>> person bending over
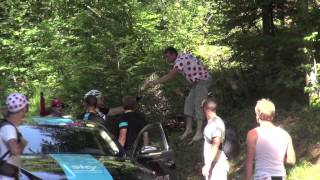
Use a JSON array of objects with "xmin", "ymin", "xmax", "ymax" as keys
[
  {"xmin": 143, "ymin": 47, "xmax": 211, "ymax": 143},
  {"xmin": 245, "ymin": 98, "xmax": 296, "ymax": 180}
]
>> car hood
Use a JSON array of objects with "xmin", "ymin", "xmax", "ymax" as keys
[{"xmin": 21, "ymin": 154, "xmax": 154, "ymax": 180}]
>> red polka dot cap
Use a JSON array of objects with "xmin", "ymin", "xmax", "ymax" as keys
[{"xmin": 6, "ymin": 92, "xmax": 29, "ymax": 112}]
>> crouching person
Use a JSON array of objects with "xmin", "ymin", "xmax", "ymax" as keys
[
  {"xmin": 0, "ymin": 93, "xmax": 29, "ymax": 180},
  {"xmin": 202, "ymin": 98, "xmax": 229, "ymax": 180},
  {"xmin": 245, "ymin": 98, "xmax": 296, "ymax": 180}
]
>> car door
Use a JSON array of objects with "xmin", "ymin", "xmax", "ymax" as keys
[{"xmin": 132, "ymin": 122, "xmax": 176, "ymax": 180}]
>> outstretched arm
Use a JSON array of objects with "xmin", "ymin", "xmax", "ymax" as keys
[
  {"xmin": 107, "ymin": 106, "xmax": 125, "ymax": 116},
  {"xmin": 40, "ymin": 92, "xmax": 48, "ymax": 116},
  {"xmin": 152, "ymin": 68, "xmax": 179, "ymax": 85},
  {"xmin": 143, "ymin": 68, "xmax": 179, "ymax": 89}
]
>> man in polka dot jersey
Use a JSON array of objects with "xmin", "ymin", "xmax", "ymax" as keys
[{"xmin": 143, "ymin": 47, "xmax": 211, "ymax": 143}]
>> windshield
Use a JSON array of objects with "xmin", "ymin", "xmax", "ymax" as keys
[{"xmin": 19, "ymin": 125, "xmax": 120, "ymax": 156}]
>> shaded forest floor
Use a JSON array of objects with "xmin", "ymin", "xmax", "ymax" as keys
[{"xmin": 167, "ymin": 107, "xmax": 320, "ymax": 180}]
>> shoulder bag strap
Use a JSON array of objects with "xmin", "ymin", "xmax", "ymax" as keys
[
  {"xmin": 0, "ymin": 120, "xmax": 21, "ymax": 159},
  {"xmin": 0, "ymin": 151, "xmax": 10, "ymax": 160}
]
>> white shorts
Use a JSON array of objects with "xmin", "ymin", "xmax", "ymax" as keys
[{"xmin": 206, "ymin": 159, "xmax": 229, "ymax": 180}]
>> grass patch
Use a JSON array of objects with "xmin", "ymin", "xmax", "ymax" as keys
[{"xmin": 287, "ymin": 161, "xmax": 320, "ymax": 180}]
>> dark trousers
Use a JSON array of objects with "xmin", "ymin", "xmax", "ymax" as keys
[{"xmin": 271, "ymin": 177, "xmax": 283, "ymax": 180}]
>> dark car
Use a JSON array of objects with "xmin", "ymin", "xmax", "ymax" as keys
[{"xmin": 17, "ymin": 117, "xmax": 176, "ymax": 180}]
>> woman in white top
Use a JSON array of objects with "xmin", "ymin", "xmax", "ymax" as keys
[
  {"xmin": 245, "ymin": 98, "xmax": 296, "ymax": 180},
  {"xmin": 0, "ymin": 93, "xmax": 29, "ymax": 180}
]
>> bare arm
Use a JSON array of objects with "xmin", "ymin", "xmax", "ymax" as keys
[
  {"xmin": 209, "ymin": 137, "xmax": 221, "ymax": 165},
  {"xmin": 202, "ymin": 137, "xmax": 221, "ymax": 176},
  {"xmin": 118, "ymin": 128, "xmax": 127, "ymax": 147},
  {"xmin": 7, "ymin": 139, "xmax": 24, "ymax": 156},
  {"xmin": 285, "ymin": 135, "xmax": 296, "ymax": 165},
  {"xmin": 108, "ymin": 106, "xmax": 124, "ymax": 116},
  {"xmin": 245, "ymin": 129, "xmax": 257, "ymax": 180},
  {"xmin": 152, "ymin": 68, "xmax": 179, "ymax": 85}
]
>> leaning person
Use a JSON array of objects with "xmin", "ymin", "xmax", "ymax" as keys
[{"xmin": 143, "ymin": 47, "xmax": 211, "ymax": 143}]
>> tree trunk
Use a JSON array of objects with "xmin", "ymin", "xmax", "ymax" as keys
[{"xmin": 261, "ymin": 1, "xmax": 275, "ymax": 36}]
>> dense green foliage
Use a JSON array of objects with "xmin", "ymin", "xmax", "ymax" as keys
[
  {"xmin": 1, "ymin": 0, "xmax": 319, "ymax": 114},
  {"xmin": 1, "ymin": 0, "xmax": 320, "ymax": 178}
]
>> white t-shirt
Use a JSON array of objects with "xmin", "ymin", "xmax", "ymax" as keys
[
  {"xmin": 203, "ymin": 116, "xmax": 228, "ymax": 169},
  {"xmin": 0, "ymin": 124, "xmax": 19, "ymax": 180}
]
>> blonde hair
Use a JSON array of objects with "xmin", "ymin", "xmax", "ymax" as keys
[{"xmin": 255, "ymin": 98, "xmax": 275, "ymax": 121}]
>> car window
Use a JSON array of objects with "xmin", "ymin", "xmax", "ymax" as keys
[
  {"xmin": 20, "ymin": 125, "xmax": 120, "ymax": 156},
  {"xmin": 135, "ymin": 124, "xmax": 167, "ymax": 154}
]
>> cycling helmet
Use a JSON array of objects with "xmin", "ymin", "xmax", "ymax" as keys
[{"xmin": 84, "ymin": 89, "xmax": 102, "ymax": 99}]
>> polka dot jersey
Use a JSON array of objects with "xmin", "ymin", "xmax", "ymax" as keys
[{"xmin": 173, "ymin": 53, "xmax": 209, "ymax": 83}]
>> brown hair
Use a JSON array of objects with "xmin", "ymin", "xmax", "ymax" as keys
[{"xmin": 122, "ymin": 96, "xmax": 137, "ymax": 110}]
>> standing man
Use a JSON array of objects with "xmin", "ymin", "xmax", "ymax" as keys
[
  {"xmin": 78, "ymin": 95, "xmax": 104, "ymax": 124},
  {"xmin": 118, "ymin": 96, "xmax": 147, "ymax": 155},
  {"xmin": 0, "ymin": 93, "xmax": 28, "ymax": 180},
  {"xmin": 245, "ymin": 98, "xmax": 296, "ymax": 180},
  {"xmin": 84, "ymin": 89, "xmax": 124, "ymax": 120},
  {"xmin": 202, "ymin": 98, "xmax": 229, "ymax": 180},
  {"xmin": 143, "ymin": 47, "xmax": 211, "ymax": 143}
]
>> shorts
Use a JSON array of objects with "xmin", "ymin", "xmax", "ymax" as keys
[
  {"xmin": 254, "ymin": 176, "xmax": 285, "ymax": 180},
  {"xmin": 184, "ymin": 78, "xmax": 211, "ymax": 121},
  {"xmin": 206, "ymin": 158, "xmax": 229, "ymax": 180}
]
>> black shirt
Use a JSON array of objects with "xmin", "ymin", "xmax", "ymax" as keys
[
  {"xmin": 118, "ymin": 112, "xmax": 147, "ymax": 151},
  {"xmin": 99, "ymin": 107, "xmax": 109, "ymax": 115}
]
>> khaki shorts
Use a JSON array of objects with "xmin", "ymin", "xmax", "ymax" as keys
[{"xmin": 184, "ymin": 78, "xmax": 211, "ymax": 120}]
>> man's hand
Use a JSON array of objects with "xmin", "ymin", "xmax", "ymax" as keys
[{"xmin": 202, "ymin": 164, "xmax": 210, "ymax": 176}]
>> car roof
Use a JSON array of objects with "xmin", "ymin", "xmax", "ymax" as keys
[{"xmin": 23, "ymin": 116, "xmax": 103, "ymax": 129}]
